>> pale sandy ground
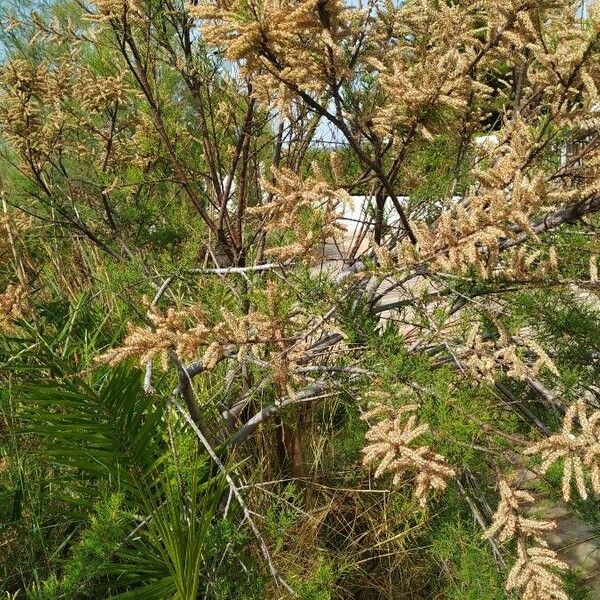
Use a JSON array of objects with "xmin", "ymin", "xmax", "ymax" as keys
[{"xmin": 544, "ymin": 503, "xmax": 600, "ymax": 595}]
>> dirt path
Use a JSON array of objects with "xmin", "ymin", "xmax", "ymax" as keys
[{"xmin": 540, "ymin": 501, "xmax": 600, "ymax": 595}]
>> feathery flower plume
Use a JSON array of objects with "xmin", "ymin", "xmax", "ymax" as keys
[
  {"xmin": 525, "ymin": 398, "xmax": 600, "ymax": 501},
  {"xmin": 87, "ymin": 0, "xmax": 144, "ymax": 21},
  {"xmin": 0, "ymin": 284, "xmax": 25, "ymax": 333},
  {"xmin": 96, "ymin": 285, "xmax": 310, "ymax": 386},
  {"xmin": 506, "ymin": 540, "xmax": 569, "ymax": 600},
  {"xmin": 483, "ymin": 480, "xmax": 556, "ymax": 544},
  {"xmin": 96, "ymin": 303, "xmax": 211, "ymax": 370},
  {"xmin": 189, "ymin": 0, "xmax": 352, "ymax": 109},
  {"xmin": 361, "ymin": 403, "xmax": 454, "ymax": 506},
  {"xmin": 485, "ymin": 478, "xmax": 568, "ymax": 600},
  {"xmin": 460, "ymin": 324, "xmax": 559, "ymax": 383},
  {"xmin": 249, "ymin": 167, "xmax": 348, "ymax": 261}
]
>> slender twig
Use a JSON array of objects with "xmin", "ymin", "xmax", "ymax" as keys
[
  {"xmin": 229, "ymin": 382, "xmax": 327, "ymax": 447},
  {"xmin": 188, "ymin": 262, "xmax": 293, "ymax": 275},
  {"xmin": 456, "ymin": 477, "xmax": 507, "ymax": 569},
  {"xmin": 169, "ymin": 359, "xmax": 296, "ymax": 595},
  {"xmin": 143, "ymin": 276, "xmax": 174, "ymax": 394}
]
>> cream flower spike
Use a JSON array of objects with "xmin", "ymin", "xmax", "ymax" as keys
[{"xmin": 361, "ymin": 403, "xmax": 454, "ymax": 506}]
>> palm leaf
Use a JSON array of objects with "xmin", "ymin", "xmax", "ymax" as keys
[{"xmin": 19, "ymin": 365, "xmax": 226, "ymax": 599}]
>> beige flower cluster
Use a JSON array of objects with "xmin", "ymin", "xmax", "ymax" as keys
[
  {"xmin": 249, "ymin": 167, "xmax": 348, "ymax": 261},
  {"xmin": 0, "ymin": 58, "xmax": 65, "ymax": 162},
  {"xmin": 484, "ymin": 481, "xmax": 556, "ymax": 545},
  {"xmin": 485, "ymin": 480, "xmax": 567, "ymax": 600},
  {"xmin": 507, "ymin": 540, "xmax": 569, "ymax": 600},
  {"xmin": 460, "ymin": 324, "xmax": 560, "ymax": 383},
  {"xmin": 525, "ymin": 399, "xmax": 600, "ymax": 502},
  {"xmin": 97, "ymin": 300, "xmax": 288, "ymax": 370},
  {"xmin": 361, "ymin": 403, "xmax": 455, "ymax": 507},
  {"xmin": 0, "ymin": 55, "xmax": 137, "ymax": 175},
  {"xmin": 396, "ymin": 120, "xmax": 560, "ymax": 279},
  {"xmin": 372, "ymin": 0, "xmax": 484, "ymax": 138},
  {"xmin": 487, "ymin": 400, "xmax": 600, "ymax": 598},
  {"xmin": 0, "ymin": 284, "xmax": 25, "ymax": 333},
  {"xmin": 97, "ymin": 283, "xmax": 311, "ymax": 388},
  {"xmin": 76, "ymin": 69, "xmax": 131, "ymax": 115},
  {"xmin": 189, "ymin": 0, "xmax": 353, "ymax": 110},
  {"xmin": 96, "ymin": 303, "xmax": 212, "ymax": 370},
  {"xmin": 383, "ymin": 0, "xmax": 600, "ymax": 281},
  {"xmin": 87, "ymin": 0, "xmax": 144, "ymax": 21}
]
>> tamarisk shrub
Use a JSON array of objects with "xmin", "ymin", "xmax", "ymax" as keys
[{"xmin": 2, "ymin": 0, "xmax": 600, "ymax": 596}]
